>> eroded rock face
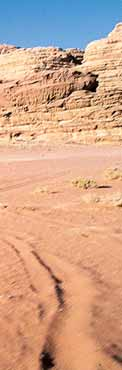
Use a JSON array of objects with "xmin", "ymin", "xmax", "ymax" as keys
[
  {"xmin": 80, "ymin": 23, "xmax": 122, "ymax": 141},
  {"xmin": 0, "ymin": 23, "xmax": 122, "ymax": 144},
  {"xmin": 0, "ymin": 44, "xmax": 17, "ymax": 54}
]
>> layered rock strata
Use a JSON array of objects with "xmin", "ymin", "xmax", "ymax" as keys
[{"xmin": 0, "ymin": 23, "xmax": 121, "ymax": 144}]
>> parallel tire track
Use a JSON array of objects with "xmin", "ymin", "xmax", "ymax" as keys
[{"xmin": 0, "ymin": 232, "xmax": 119, "ymax": 370}]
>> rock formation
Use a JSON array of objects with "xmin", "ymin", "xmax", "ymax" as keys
[{"xmin": 0, "ymin": 23, "xmax": 122, "ymax": 144}]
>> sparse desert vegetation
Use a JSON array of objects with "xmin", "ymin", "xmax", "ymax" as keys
[
  {"xmin": 81, "ymin": 192, "xmax": 122, "ymax": 207},
  {"xmin": 72, "ymin": 177, "xmax": 97, "ymax": 189},
  {"xmin": 104, "ymin": 167, "xmax": 122, "ymax": 180},
  {"xmin": 33, "ymin": 186, "xmax": 49, "ymax": 194},
  {"xmin": 33, "ymin": 186, "xmax": 59, "ymax": 194}
]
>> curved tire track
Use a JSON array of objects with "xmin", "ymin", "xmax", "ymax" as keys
[{"xmin": 0, "ymin": 233, "xmax": 119, "ymax": 370}]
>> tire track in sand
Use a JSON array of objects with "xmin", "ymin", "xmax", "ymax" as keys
[{"xmin": 0, "ymin": 233, "xmax": 120, "ymax": 370}]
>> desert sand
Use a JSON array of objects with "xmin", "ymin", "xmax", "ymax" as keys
[{"xmin": 0, "ymin": 143, "xmax": 122, "ymax": 369}]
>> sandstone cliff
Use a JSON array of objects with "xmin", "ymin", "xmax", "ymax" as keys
[{"xmin": 0, "ymin": 23, "xmax": 122, "ymax": 144}]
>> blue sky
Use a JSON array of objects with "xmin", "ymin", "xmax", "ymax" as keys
[{"xmin": 0, "ymin": 0, "xmax": 121, "ymax": 49}]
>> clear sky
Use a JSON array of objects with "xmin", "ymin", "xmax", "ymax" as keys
[{"xmin": 0, "ymin": 0, "xmax": 121, "ymax": 49}]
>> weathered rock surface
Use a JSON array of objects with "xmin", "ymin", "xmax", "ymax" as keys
[{"xmin": 0, "ymin": 23, "xmax": 122, "ymax": 144}]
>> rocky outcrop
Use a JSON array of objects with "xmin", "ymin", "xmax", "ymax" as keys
[
  {"xmin": 0, "ymin": 23, "xmax": 122, "ymax": 144},
  {"xmin": 0, "ymin": 44, "xmax": 17, "ymax": 54},
  {"xmin": 80, "ymin": 23, "xmax": 122, "ymax": 142}
]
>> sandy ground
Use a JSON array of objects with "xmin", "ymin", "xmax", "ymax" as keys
[{"xmin": 0, "ymin": 143, "xmax": 122, "ymax": 370}]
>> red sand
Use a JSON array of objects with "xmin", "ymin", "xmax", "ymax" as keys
[{"xmin": 0, "ymin": 144, "xmax": 122, "ymax": 370}]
